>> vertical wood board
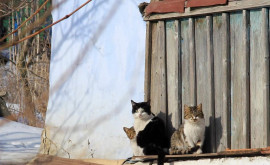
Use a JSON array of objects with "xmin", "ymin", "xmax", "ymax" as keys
[
  {"xmin": 150, "ymin": 22, "xmax": 157, "ymax": 114},
  {"xmin": 230, "ymin": 11, "xmax": 250, "ymax": 149},
  {"xmin": 166, "ymin": 20, "xmax": 181, "ymax": 135},
  {"xmin": 150, "ymin": 21, "xmax": 167, "ymax": 123},
  {"xmin": 250, "ymin": 9, "xmax": 269, "ymax": 148},
  {"xmin": 195, "ymin": 16, "xmax": 216, "ymax": 153},
  {"xmin": 268, "ymin": 8, "xmax": 270, "ymax": 147},
  {"xmin": 213, "ymin": 13, "xmax": 230, "ymax": 152},
  {"xmin": 188, "ymin": 18, "xmax": 197, "ymax": 106},
  {"xmin": 180, "ymin": 18, "xmax": 196, "ymax": 122},
  {"xmin": 144, "ymin": 22, "xmax": 152, "ymax": 102}
]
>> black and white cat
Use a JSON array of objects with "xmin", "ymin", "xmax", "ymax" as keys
[{"xmin": 131, "ymin": 100, "xmax": 169, "ymax": 157}]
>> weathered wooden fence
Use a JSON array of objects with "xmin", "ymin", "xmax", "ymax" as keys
[{"xmin": 144, "ymin": 2, "xmax": 270, "ymax": 153}]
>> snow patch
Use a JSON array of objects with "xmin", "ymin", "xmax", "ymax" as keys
[{"xmin": 0, "ymin": 117, "xmax": 42, "ymax": 164}]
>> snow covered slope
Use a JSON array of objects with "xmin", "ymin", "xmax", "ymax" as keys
[{"xmin": 0, "ymin": 117, "xmax": 42, "ymax": 164}]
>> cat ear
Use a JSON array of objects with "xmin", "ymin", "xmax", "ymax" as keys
[
  {"xmin": 184, "ymin": 104, "xmax": 189, "ymax": 113},
  {"xmin": 131, "ymin": 100, "xmax": 136, "ymax": 107},
  {"xmin": 197, "ymin": 103, "xmax": 202, "ymax": 111},
  {"xmin": 123, "ymin": 127, "xmax": 128, "ymax": 133}
]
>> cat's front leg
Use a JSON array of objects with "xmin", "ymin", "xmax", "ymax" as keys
[
  {"xmin": 186, "ymin": 138, "xmax": 195, "ymax": 149},
  {"xmin": 194, "ymin": 140, "xmax": 203, "ymax": 154},
  {"xmin": 135, "ymin": 147, "xmax": 144, "ymax": 156}
]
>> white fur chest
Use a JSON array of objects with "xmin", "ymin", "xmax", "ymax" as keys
[
  {"xmin": 134, "ymin": 118, "xmax": 152, "ymax": 133},
  {"xmin": 133, "ymin": 114, "xmax": 154, "ymax": 133},
  {"xmin": 184, "ymin": 119, "xmax": 205, "ymax": 146}
]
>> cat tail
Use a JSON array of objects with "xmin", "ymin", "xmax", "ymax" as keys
[
  {"xmin": 143, "ymin": 144, "xmax": 168, "ymax": 165},
  {"xmin": 157, "ymin": 152, "xmax": 166, "ymax": 165},
  {"xmin": 121, "ymin": 157, "xmax": 132, "ymax": 165}
]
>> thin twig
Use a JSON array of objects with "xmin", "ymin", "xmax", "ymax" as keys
[{"xmin": 0, "ymin": 0, "xmax": 92, "ymax": 50}]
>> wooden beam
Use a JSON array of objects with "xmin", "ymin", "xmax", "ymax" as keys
[
  {"xmin": 132, "ymin": 147, "xmax": 270, "ymax": 161},
  {"xmin": 144, "ymin": 0, "xmax": 270, "ymax": 21}
]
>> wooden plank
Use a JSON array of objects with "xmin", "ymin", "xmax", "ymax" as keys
[
  {"xmin": 213, "ymin": 13, "xmax": 230, "ymax": 152},
  {"xmin": 144, "ymin": 22, "xmax": 152, "ymax": 102},
  {"xmin": 195, "ymin": 16, "xmax": 215, "ymax": 153},
  {"xmin": 165, "ymin": 20, "xmax": 180, "ymax": 136},
  {"xmin": 150, "ymin": 21, "xmax": 167, "ymax": 123},
  {"xmin": 180, "ymin": 18, "xmax": 196, "ymax": 122},
  {"xmin": 150, "ymin": 22, "xmax": 157, "ymax": 114},
  {"xmin": 145, "ymin": 0, "xmax": 270, "ymax": 21},
  {"xmin": 230, "ymin": 10, "xmax": 250, "ymax": 149},
  {"xmin": 189, "ymin": 18, "xmax": 197, "ymax": 106},
  {"xmin": 133, "ymin": 147, "xmax": 270, "ymax": 160},
  {"xmin": 30, "ymin": 154, "xmax": 101, "ymax": 165},
  {"xmin": 250, "ymin": 8, "xmax": 270, "ymax": 148},
  {"xmin": 268, "ymin": 7, "xmax": 270, "ymax": 147}
]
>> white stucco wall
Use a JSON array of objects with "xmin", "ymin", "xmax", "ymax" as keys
[{"xmin": 43, "ymin": 0, "xmax": 149, "ymax": 159}]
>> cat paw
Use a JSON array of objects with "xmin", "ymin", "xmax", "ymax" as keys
[
  {"xmin": 181, "ymin": 149, "xmax": 189, "ymax": 154},
  {"xmin": 169, "ymin": 148, "xmax": 186, "ymax": 155},
  {"xmin": 195, "ymin": 148, "xmax": 202, "ymax": 154},
  {"xmin": 169, "ymin": 149, "xmax": 174, "ymax": 155},
  {"xmin": 196, "ymin": 140, "xmax": 201, "ymax": 146}
]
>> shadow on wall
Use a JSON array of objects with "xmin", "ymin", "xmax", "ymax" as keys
[
  {"xmin": 156, "ymin": 112, "xmax": 174, "ymax": 137},
  {"xmin": 203, "ymin": 116, "xmax": 222, "ymax": 153}
]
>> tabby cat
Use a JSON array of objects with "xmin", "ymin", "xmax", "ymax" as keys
[
  {"xmin": 123, "ymin": 126, "xmax": 143, "ymax": 156},
  {"xmin": 170, "ymin": 103, "xmax": 205, "ymax": 155}
]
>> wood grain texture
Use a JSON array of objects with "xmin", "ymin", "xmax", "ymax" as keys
[
  {"xmin": 189, "ymin": 18, "xmax": 197, "ymax": 106},
  {"xmin": 145, "ymin": 0, "xmax": 270, "ymax": 21},
  {"xmin": 213, "ymin": 13, "xmax": 230, "ymax": 152},
  {"xmin": 268, "ymin": 8, "xmax": 270, "ymax": 147},
  {"xmin": 230, "ymin": 10, "xmax": 250, "ymax": 149},
  {"xmin": 250, "ymin": 8, "xmax": 269, "ymax": 148},
  {"xmin": 150, "ymin": 21, "xmax": 167, "ymax": 123},
  {"xmin": 144, "ymin": 22, "xmax": 152, "ymax": 102},
  {"xmin": 166, "ymin": 20, "xmax": 181, "ymax": 135},
  {"xmin": 180, "ymin": 18, "xmax": 196, "ymax": 122},
  {"xmin": 195, "ymin": 16, "xmax": 215, "ymax": 153}
]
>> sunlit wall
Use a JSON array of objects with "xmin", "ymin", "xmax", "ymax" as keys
[{"xmin": 43, "ymin": 0, "xmax": 148, "ymax": 159}]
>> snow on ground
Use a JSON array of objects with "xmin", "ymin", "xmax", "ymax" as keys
[{"xmin": 0, "ymin": 117, "xmax": 42, "ymax": 164}]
